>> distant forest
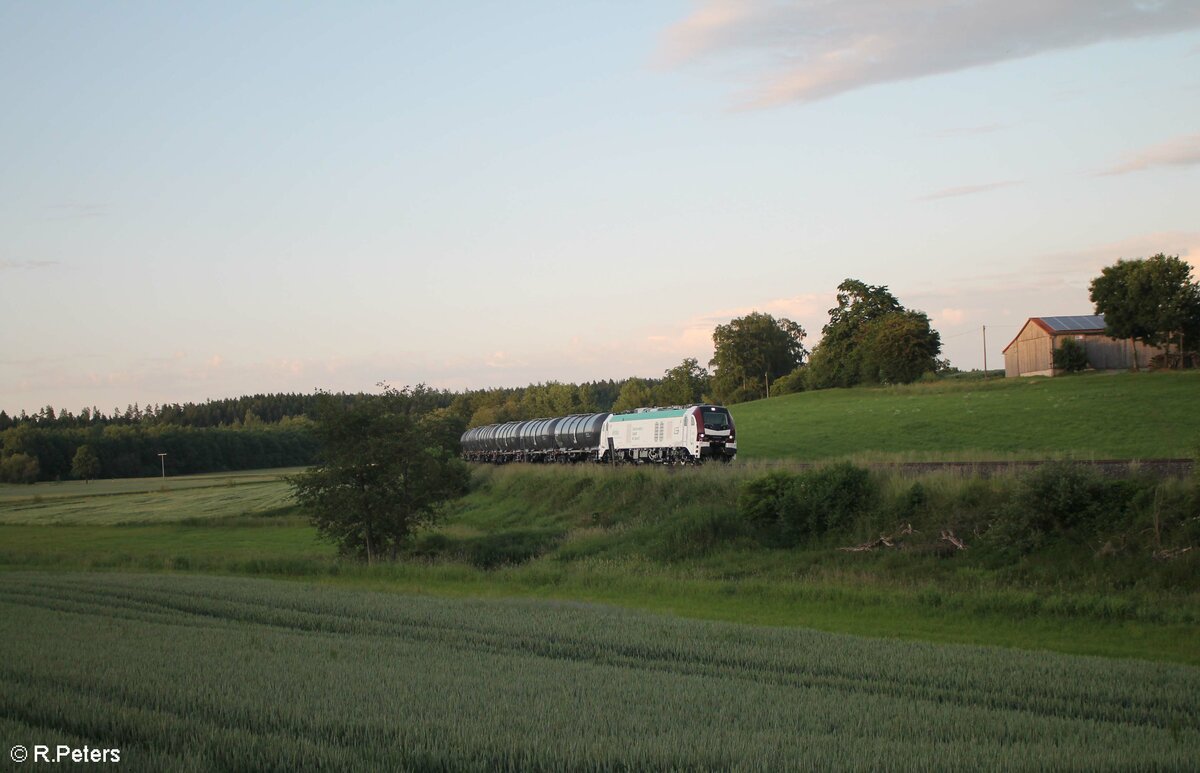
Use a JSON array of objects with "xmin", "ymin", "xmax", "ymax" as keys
[{"xmin": 0, "ymin": 378, "xmax": 661, "ymax": 483}]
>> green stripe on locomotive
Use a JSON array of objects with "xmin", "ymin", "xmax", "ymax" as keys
[{"xmin": 609, "ymin": 408, "xmax": 689, "ymax": 422}]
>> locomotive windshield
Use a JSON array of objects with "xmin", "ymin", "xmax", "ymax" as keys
[{"xmin": 703, "ymin": 410, "xmax": 730, "ymax": 431}]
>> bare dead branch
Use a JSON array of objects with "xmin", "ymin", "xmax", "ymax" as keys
[
  {"xmin": 940, "ymin": 530, "xmax": 967, "ymax": 550},
  {"xmin": 1152, "ymin": 546, "xmax": 1193, "ymax": 561},
  {"xmin": 840, "ymin": 524, "xmax": 914, "ymax": 552}
]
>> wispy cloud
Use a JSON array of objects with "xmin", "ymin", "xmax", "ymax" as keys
[
  {"xmin": 918, "ymin": 180, "xmax": 1022, "ymax": 201},
  {"xmin": 659, "ymin": 1, "xmax": 1200, "ymax": 108},
  {"xmin": 485, "ymin": 351, "xmax": 527, "ymax": 369},
  {"xmin": 1100, "ymin": 132, "xmax": 1200, "ymax": 175},
  {"xmin": 928, "ymin": 123, "xmax": 1009, "ymax": 138},
  {"xmin": 1040, "ymin": 231, "xmax": 1200, "ymax": 275},
  {"xmin": 42, "ymin": 203, "xmax": 107, "ymax": 220},
  {"xmin": 0, "ymin": 260, "xmax": 60, "ymax": 271}
]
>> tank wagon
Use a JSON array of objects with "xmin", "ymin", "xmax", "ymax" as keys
[{"xmin": 460, "ymin": 405, "xmax": 736, "ymax": 464}]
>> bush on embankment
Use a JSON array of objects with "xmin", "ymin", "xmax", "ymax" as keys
[
  {"xmin": 738, "ymin": 461, "xmax": 1199, "ymax": 560},
  {"xmin": 424, "ymin": 462, "xmax": 1200, "ymax": 590}
]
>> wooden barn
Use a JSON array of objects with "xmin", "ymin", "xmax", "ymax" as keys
[{"xmin": 1002, "ymin": 315, "xmax": 1163, "ymax": 377}]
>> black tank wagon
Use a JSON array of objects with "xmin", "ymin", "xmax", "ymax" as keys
[{"xmin": 461, "ymin": 412, "xmax": 608, "ymax": 463}]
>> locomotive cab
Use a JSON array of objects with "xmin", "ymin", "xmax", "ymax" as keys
[{"xmin": 690, "ymin": 405, "xmax": 736, "ymax": 462}]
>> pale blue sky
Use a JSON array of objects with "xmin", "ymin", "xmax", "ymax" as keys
[{"xmin": 3, "ymin": 1, "xmax": 1199, "ymax": 414}]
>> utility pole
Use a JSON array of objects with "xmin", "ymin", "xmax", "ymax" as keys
[
  {"xmin": 982, "ymin": 325, "xmax": 988, "ymax": 378},
  {"xmin": 158, "ymin": 452, "xmax": 167, "ymax": 479}
]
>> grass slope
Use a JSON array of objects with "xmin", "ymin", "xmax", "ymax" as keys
[
  {"xmin": 731, "ymin": 371, "xmax": 1200, "ymax": 461},
  {"xmin": 3, "ymin": 572, "xmax": 1197, "ymax": 770},
  {"xmin": 4, "ymin": 465, "xmax": 1198, "ymax": 665}
]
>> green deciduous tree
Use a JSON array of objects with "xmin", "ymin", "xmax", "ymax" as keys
[
  {"xmin": 857, "ymin": 311, "xmax": 942, "ymax": 384},
  {"xmin": 1089, "ymin": 254, "xmax": 1200, "ymax": 369},
  {"xmin": 806, "ymin": 280, "xmax": 903, "ymax": 389},
  {"xmin": 289, "ymin": 386, "xmax": 470, "ymax": 563},
  {"xmin": 0, "ymin": 452, "xmax": 40, "ymax": 484},
  {"xmin": 709, "ymin": 312, "xmax": 807, "ymax": 404},
  {"xmin": 71, "ymin": 444, "xmax": 101, "ymax": 483},
  {"xmin": 612, "ymin": 378, "xmax": 654, "ymax": 413},
  {"xmin": 654, "ymin": 358, "xmax": 711, "ymax": 406},
  {"xmin": 805, "ymin": 279, "xmax": 942, "ymax": 389}
]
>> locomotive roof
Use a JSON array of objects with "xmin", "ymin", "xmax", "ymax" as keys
[{"xmin": 609, "ymin": 407, "xmax": 690, "ymax": 422}]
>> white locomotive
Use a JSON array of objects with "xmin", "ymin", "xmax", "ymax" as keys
[{"xmin": 460, "ymin": 404, "xmax": 736, "ymax": 464}]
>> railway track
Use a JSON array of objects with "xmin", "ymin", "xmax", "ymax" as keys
[{"xmin": 797, "ymin": 458, "xmax": 1196, "ymax": 478}]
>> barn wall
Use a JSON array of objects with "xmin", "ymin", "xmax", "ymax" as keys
[
  {"xmin": 1008, "ymin": 323, "xmax": 1053, "ymax": 377},
  {"xmin": 1077, "ymin": 334, "xmax": 1163, "ymax": 370},
  {"xmin": 1004, "ymin": 349, "xmax": 1020, "ymax": 378}
]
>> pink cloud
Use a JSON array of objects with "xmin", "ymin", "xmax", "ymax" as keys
[
  {"xmin": 1101, "ymin": 132, "xmax": 1200, "ymax": 176},
  {"xmin": 659, "ymin": 1, "xmax": 1200, "ymax": 109},
  {"xmin": 936, "ymin": 308, "xmax": 967, "ymax": 325},
  {"xmin": 918, "ymin": 180, "xmax": 1022, "ymax": 201}
]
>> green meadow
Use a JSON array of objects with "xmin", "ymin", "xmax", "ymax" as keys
[{"xmin": 730, "ymin": 370, "xmax": 1200, "ymax": 461}]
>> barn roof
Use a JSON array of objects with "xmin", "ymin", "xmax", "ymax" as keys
[
  {"xmin": 1002, "ymin": 315, "xmax": 1108, "ymax": 353},
  {"xmin": 1035, "ymin": 315, "xmax": 1107, "ymax": 333}
]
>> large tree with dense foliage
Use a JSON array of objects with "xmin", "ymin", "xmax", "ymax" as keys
[
  {"xmin": 289, "ymin": 386, "xmax": 469, "ymax": 563},
  {"xmin": 71, "ymin": 444, "xmax": 101, "ymax": 483},
  {"xmin": 709, "ymin": 312, "xmax": 807, "ymax": 404},
  {"xmin": 857, "ymin": 311, "xmax": 943, "ymax": 384},
  {"xmin": 654, "ymin": 358, "xmax": 711, "ymax": 406},
  {"xmin": 1089, "ymin": 254, "xmax": 1200, "ymax": 369},
  {"xmin": 806, "ymin": 280, "xmax": 903, "ymax": 389},
  {"xmin": 806, "ymin": 279, "xmax": 941, "ymax": 388}
]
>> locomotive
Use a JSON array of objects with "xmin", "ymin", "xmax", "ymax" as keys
[{"xmin": 460, "ymin": 404, "xmax": 736, "ymax": 464}]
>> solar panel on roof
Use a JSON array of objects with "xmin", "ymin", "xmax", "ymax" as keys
[{"xmin": 1039, "ymin": 315, "xmax": 1106, "ymax": 332}]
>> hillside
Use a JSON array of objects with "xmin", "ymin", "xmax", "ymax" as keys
[
  {"xmin": 730, "ymin": 371, "xmax": 1200, "ymax": 461},
  {"xmin": 7, "ymin": 462, "xmax": 1197, "ymax": 665}
]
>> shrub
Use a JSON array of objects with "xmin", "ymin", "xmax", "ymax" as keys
[
  {"xmin": 898, "ymin": 481, "xmax": 927, "ymax": 520},
  {"xmin": 1053, "ymin": 338, "xmax": 1089, "ymax": 372},
  {"xmin": 0, "ymin": 452, "xmax": 40, "ymax": 484},
  {"xmin": 738, "ymin": 470, "xmax": 796, "ymax": 530},
  {"xmin": 771, "ymin": 369, "xmax": 806, "ymax": 396},
  {"xmin": 464, "ymin": 529, "xmax": 561, "ymax": 569},
  {"xmin": 984, "ymin": 463, "xmax": 1143, "ymax": 557},
  {"xmin": 786, "ymin": 463, "xmax": 877, "ymax": 539},
  {"xmin": 739, "ymin": 464, "xmax": 877, "ymax": 545}
]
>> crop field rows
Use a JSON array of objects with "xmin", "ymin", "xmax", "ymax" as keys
[
  {"xmin": 0, "ymin": 471, "xmax": 301, "ymax": 526},
  {"xmin": 2, "ymin": 573, "xmax": 1197, "ymax": 771}
]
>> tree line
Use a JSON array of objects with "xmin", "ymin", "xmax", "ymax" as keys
[
  {"xmin": 0, "ymin": 392, "xmax": 379, "ymax": 432},
  {"xmin": 0, "ymin": 421, "xmax": 319, "ymax": 484}
]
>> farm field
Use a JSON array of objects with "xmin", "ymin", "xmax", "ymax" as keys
[
  {"xmin": 2, "ymin": 572, "xmax": 1197, "ymax": 771},
  {"xmin": 0, "ymin": 468, "xmax": 303, "ymax": 525},
  {"xmin": 730, "ymin": 370, "xmax": 1200, "ymax": 461}
]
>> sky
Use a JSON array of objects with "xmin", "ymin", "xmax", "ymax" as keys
[{"xmin": 2, "ymin": 1, "xmax": 1199, "ymax": 415}]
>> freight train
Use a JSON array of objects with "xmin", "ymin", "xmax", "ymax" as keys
[{"xmin": 460, "ymin": 404, "xmax": 736, "ymax": 464}]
